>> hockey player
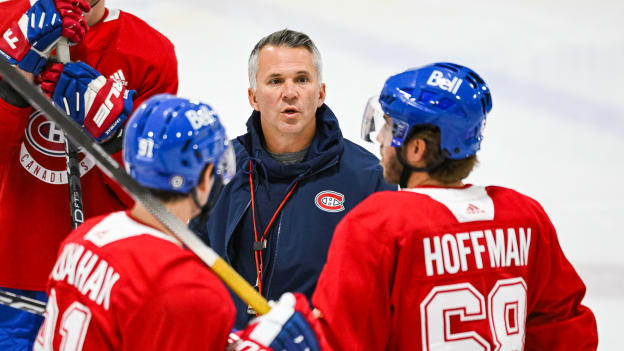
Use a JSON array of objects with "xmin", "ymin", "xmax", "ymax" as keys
[
  {"xmin": 191, "ymin": 28, "xmax": 395, "ymax": 329},
  {"xmin": 311, "ymin": 63, "xmax": 599, "ymax": 349},
  {"xmin": 0, "ymin": 0, "xmax": 177, "ymax": 349},
  {"xmin": 33, "ymin": 94, "xmax": 236, "ymax": 350},
  {"xmin": 34, "ymin": 94, "xmax": 328, "ymax": 351}
]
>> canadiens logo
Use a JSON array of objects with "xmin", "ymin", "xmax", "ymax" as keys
[
  {"xmin": 20, "ymin": 111, "xmax": 96, "ymax": 184},
  {"xmin": 314, "ymin": 191, "xmax": 345, "ymax": 213},
  {"xmin": 25, "ymin": 112, "xmax": 68, "ymax": 157}
]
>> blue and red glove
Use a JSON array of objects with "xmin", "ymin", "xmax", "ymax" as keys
[
  {"xmin": 0, "ymin": 0, "xmax": 90, "ymax": 74},
  {"xmin": 38, "ymin": 62, "xmax": 135, "ymax": 142},
  {"xmin": 230, "ymin": 293, "xmax": 331, "ymax": 351}
]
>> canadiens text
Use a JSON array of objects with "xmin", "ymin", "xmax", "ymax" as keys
[
  {"xmin": 51, "ymin": 243, "xmax": 120, "ymax": 310},
  {"xmin": 423, "ymin": 227, "xmax": 531, "ymax": 276}
]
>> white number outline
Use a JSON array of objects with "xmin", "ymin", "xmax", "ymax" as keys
[
  {"xmin": 35, "ymin": 289, "xmax": 59, "ymax": 351},
  {"xmin": 59, "ymin": 302, "xmax": 92, "ymax": 351},
  {"xmin": 34, "ymin": 288, "xmax": 93, "ymax": 351},
  {"xmin": 421, "ymin": 283, "xmax": 490, "ymax": 351},
  {"xmin": 420, "ymin": 278, "xmax": 527, "ymax": 351},
  {"xmin": 488, "ymin": 278, "xmax": 527, "ymax": 351}
]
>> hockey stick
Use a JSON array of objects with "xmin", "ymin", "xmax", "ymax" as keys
[
  {"xmin": 0, "ymin": 58, "xmax": 271, "ymax": 315},
  {"xmin": 0, "ymin": 289, "xmax": 46, "ymax": 315},
  {"xmin": 57, "ymin": 38, "xmax": 84, "ymax": 229}
]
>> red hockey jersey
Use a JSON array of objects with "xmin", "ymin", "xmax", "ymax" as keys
[
  {"xmin": 33, "ymin": 211, "xmax": 235, "ymax": 351},
  {"xmin": 0, "ymin": 1, "xmax": 178, "ymax": 291},
  {"xmin": 312, "ymin": 185, "xmax": 597, "ymax": 350}
]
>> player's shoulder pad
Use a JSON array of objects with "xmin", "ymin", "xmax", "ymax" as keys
[
  {"xmin": 485, "ymin": 184, "xmax": 551, "ymax": 219},
  {"xmin": 104, "ymin": 9, "xmax": 175, "ymax": 60}
]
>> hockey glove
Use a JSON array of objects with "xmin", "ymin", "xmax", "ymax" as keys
[
  {"xmin": 233, "ymin": 292, "xmax": 331, "ymax": 351},
  {"xmin": 39, "ymin": 62, "xmax": 135, "ymax": 142},
  {"xmin": 0, "ymin": 0, "xmax": 90, "ymax": 74}
]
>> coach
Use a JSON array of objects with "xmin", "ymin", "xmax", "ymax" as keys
[{"xmin": 191, "ymin": 29, "xmax": 394, "ymax": 328}]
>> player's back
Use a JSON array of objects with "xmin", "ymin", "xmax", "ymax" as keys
[
  {"xmin": 313, "ymin": 185, "xmax": 597, "ymax": 350},
  {"xmin": 34, "ymin": 211, "xmax": 235, "ymax": 351}
]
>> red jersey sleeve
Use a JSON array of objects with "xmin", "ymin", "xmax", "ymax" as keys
[
  {"xmin": 0, "ymin": 97, "xmax": 32, "ymax": 151},
  {"xmin": 131, "ymin": 45, "xmax": 178, "ymax": 109},
  {"xmin": 312, "ymin": 199, "xmax": 395, "ymax": 351},
  {"xmin": 0, "ymin": 0, "xmax": 28, "ymax": 32},
  {"xmin": 525, "ymin": 215, "xmax": 597, "ymax": 350},
  {"xmin": 88, "ymin": 9, "xmax": 180, "ymax": 208},
  {"xmin": 123, "ymin": 285, "xmax": 234, "ymax": 350}
]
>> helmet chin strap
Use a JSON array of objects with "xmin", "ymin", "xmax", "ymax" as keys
[
  {"xmin": 395, "ymin": 147, "xmax": 447, "ymax": 188},
  {"xmin": 191, "ymin": 188, "xmax": 202, "ymax": 210},
  {"xmin": 191, "ymin": 174, "xmax": 224, "ymax": 214}
]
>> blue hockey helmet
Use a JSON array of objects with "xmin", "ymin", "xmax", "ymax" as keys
[
  {"xmin": 123, "ymin": 94, "xmax": 235, "ymax": 193},
  {"xmin": 362, "ymin": 62, "xmax": 492, "ymax": 159}
]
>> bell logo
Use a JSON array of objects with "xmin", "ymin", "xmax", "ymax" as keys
[
  {"xmin": 315, "ymin": 191, "xmax": 345, "ymax": 213},
  {"xmin": 426, "ymin": 70, "xmax": 463, "ymax": 95},
  {"xmin": 186, "ymin": 106, "xmax": 216, "ymax": 130}
]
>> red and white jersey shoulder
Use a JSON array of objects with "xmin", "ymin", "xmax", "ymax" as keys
[
  {"xmin": 313, "ymin": 185, "xmax": 597, "ymax": 351},
  {"xmin": 34, "ymin": 211, "xmax": 235, "ymax": 351},
  {"xmin": 69, "ymin": 7, "xmax": 179, "ymax": 108},
  {"xmin": 0, "ymin": 1, "xmax": 179, "ymax": 291}
]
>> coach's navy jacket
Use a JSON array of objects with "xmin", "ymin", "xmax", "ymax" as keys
[{"xmin": 191, "ymin": 104, "xmax": 395, "ymax": 328}]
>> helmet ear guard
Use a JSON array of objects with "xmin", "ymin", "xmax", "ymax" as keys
[{"xmin": 123, "ymin": 94, "xmax": 236, "ymax": 194}]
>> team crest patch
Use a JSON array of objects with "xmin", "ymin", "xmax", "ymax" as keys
[
  {"xmin": 26, "ymin": 111, "xmax": 69, "ymax": 157},
  {"xmin": 315, "ymin": 191, "xmax": 345, "ymax": 213},
  {"xmin": 21, "ymin": 111, "xmax": 96, "ymax": 184}
]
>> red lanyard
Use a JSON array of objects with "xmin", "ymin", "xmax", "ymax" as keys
[{"xmin": 248, "ymin": 161, "xmax": 298, "ymax": 296}]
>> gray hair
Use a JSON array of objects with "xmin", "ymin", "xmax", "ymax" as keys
[{"xmin": 248, "ymin": 29, "xmax": 323, "ymax": 91}]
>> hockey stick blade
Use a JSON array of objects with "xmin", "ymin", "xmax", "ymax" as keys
[
  {"xmin": 0, "ymin": 289, "xmax": 46, "ymax": 315},
  {"xmin": 0, "ymin": 58, "xmax": 270, "ymax": 315}
]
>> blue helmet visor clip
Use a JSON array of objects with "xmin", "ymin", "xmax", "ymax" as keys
[{"xmin": 361, "ymin": 96, "xmax": 392, "ymax": 145}]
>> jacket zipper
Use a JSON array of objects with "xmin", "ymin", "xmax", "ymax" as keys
[{"xmin": 263, "ymin": 218, "xmax": 282, "ymax": 299}]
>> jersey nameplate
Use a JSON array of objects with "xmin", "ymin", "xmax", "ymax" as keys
[
  {"xmin": 85, "ymin": 211, "xmax": 180, "ymax": 247},
  {"xmin": 403, "ymin": 185, "xmax": 494, "ymax": 223}
]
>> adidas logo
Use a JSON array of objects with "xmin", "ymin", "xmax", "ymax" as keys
[
  {"xmin": 466, "ymin": 203, "xmax": 485, "ymax": 215},
  {"xmin": 109, "ymin": 69, "xmax": 128, "ymax": 87}
]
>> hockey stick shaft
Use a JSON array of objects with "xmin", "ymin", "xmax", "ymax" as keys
[
  {"xmin": 57, "ymin": 38, "xmax": 84, "ymax": 229},
  {"xmin": 0, "ymin": 289, "xmax": 46, "ymax": 315},
  {"xmin": 0, "ymin": 58, "xmax": 270, "ymax": 315}
]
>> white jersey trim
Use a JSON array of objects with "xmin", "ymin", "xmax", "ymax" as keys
[
  {"xmin": 402, "ymin": 185, "xmax": 495, "ymax": 223},
  {"xmin": 103, "ymin": 9, "xmax": 120, "ymax": 22},
  {"xmin": 85, "ymin": 211, "xmax": 181, "ymax": 247}
]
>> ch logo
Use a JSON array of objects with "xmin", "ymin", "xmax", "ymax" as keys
[
  {"xmin": 315, "ymin": 191, "xmax": 345, "ymax": 213},
  {"xmin": 26, "ymin": 112, "xmax": 67, "ymax": 157},
  {"xmin": 21, "ymin": 112, "xmax": 97, "ymax": 184}
]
